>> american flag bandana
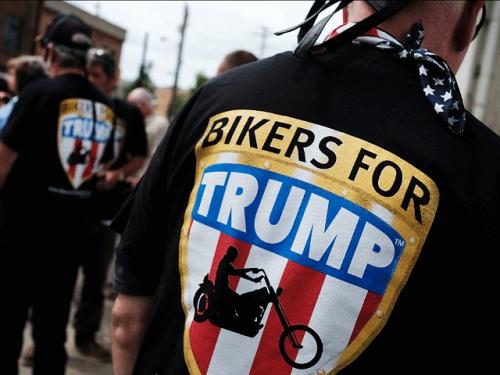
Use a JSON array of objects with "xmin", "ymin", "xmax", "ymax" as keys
[{"xmin": 328, "ymin": 22, "xmax": 466, "ymax": 135}]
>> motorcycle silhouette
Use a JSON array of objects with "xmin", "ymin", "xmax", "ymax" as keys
[
  {"xmin": 67, "ymin": 149, "xmax": 90, "ymax": 166},
  {"xmin": 193, "ymin": 269, "xmax": 323, "ymax": 369}
]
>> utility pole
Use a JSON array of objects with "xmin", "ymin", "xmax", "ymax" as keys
[
  {"xmin": 139, "ymin": 32, "xmax": 149, "ymax": 87},
  {"xmin": 167, "ymin": 3, "xmax": 189, "ymax": 120},
  {"xmin": 95, "ymin": 2, "xmax": 101, "ymax": 17},
  {"xmin": 256, "ymin": 26, "xmax": 270, "ymax": 58}
]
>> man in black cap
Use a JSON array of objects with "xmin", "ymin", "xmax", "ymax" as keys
[
  {"xmin": 109, "ymin": 1, "xmax": 497, "ymax": 374},
  {"xmin": 0, "ymin": 14, "xmax": 114, "ymax": 375},
  {"xmin": 70, "ymin": 47, "xmax": 147, "ymax": 361}
]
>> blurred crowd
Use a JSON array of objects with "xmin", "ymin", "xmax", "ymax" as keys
[{"xmin": 0, "ymin": 12, "xmax": 256, "ymax": 375}]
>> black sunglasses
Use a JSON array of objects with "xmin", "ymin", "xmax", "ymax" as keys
[{"xmin": 0, "ymin": 95, "xmax": 11, "ymax": 105}]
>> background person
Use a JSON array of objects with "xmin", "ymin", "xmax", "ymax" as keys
[
  {"xmin": 216, "ymin": 49, "xmax": 257, "ymax": 75},
  {"xmin": 108, "ymin": 1, "xmax": 498, "ymax": 374},
  {"xmin": 0, "ymin": 76, "xmax": 13, "ymax": 108},
  {"xmin": 0, "ymin": 14, "xmax": 115, "ymax": 375},
  {"xmin": 127, "ymin": 87, "xmax": 169, "ymax": 183},
  {"xmin": 71, "ymin": 47, "xmax": 147, "ymax": 361},
  {"xmin": 0, "ymin": 56, "xmax": 47, "ymax": 131}
]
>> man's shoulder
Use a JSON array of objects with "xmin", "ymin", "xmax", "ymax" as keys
[
  {"xmin": 202, "ymin": 46, "xmax": 415, "ymax": 105},
  {"xmin": 113, "ymin": 97, "xmax": 136, "ymax": 112},
  {"xmin": 465, "ymin": 112, "xmax": 500, "ymax": 159},
  {"xmin": 48, "ymin": 74, "xmax": 110, "ymax": 105},
  {"xmin": 206, "ymin": 52, "xmax": 298, "ymax": 87},
  {"xmin": 112, "ymin": 97, "xmax": 143, "ymax": 120},
  {"xmin": 16, "ymin": 76, "xmax": 51, "ymax": 98}
]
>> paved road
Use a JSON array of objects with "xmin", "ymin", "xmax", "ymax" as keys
[{"xmin": 19, "ymin": 272, "xmax": 114, "ymax": 375}]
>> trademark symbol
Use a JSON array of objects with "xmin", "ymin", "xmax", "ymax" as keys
[{"xmin": 395, "ymin": 238, "xmax": 406, "ymax": 247}]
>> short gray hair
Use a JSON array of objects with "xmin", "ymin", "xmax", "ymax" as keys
[
  {"xmin": 128, "ymin": 87, "xmax": 155, "ymax": 108},
  {"xmin": 53, "ymin": 44, "xmax": 87, "ymax": 70}
]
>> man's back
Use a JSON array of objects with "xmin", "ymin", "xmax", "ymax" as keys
[
  {"xmin": 1, "ymin": 73, "xmax": 113, "ymax": 208},
  {"xmin": 114, "ymin": 44, "xmax": 499, "ymax": 374}
]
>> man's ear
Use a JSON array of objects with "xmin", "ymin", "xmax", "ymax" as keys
[
  {"xmin": 454, "ymin": 0, "xmax": 485, "ymax": 52},
  {"xmin": 45, "ymin": 43, "xmax": 55, "ymax": 64}
]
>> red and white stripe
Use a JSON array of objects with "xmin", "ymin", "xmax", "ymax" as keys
[{"xmin": 184, "ymin": 220, "xmax": 383, "ymax": 374}]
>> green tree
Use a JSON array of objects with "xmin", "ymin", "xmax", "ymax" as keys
[
  {"xmin": 125, "ymin": 62, "xmax": 155, "ymax": 97},
  {"xmin": 169, "ymin": 72, "xmax": 209, "ymax": 118},
  {"xmin": 190, "ymin": 72, "xmax": 209, "ymax": 95}
]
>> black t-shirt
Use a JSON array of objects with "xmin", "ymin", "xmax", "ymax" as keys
[
  {"xmin": 108, "ymin": 97, "xmax": 147, "ymax": 169},
  {"xmin": 1, "ymin": 73, "xmax": 114, "ymax": 209},
  {"xmin": 90, "ymin": 97, "xmax": 147, "ymax": 221},
  {"xmin": 113, "ymin": 45, "xmax": 500, "ymax": 374}
]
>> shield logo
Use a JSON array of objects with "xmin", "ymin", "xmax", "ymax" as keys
[
  {"xmin": 179, "ymin": 110, "xmax": 438, "ymax": 374},
  {"xmin": 58, "ymin": 98, "xmax": 113, "ymax": 188}
]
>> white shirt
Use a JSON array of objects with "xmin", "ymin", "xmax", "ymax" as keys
[{"xmin": 136, "ymin": 113, "xmax": 169, "ymax": 178}]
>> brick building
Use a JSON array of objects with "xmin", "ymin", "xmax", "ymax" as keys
[
  {"xmin": 0, "ymin": 0, "xmax": 125, "ymax": 73},
  {"xmin": 0, "ymin": 1, "xmax": 42, "ymax": 71}
]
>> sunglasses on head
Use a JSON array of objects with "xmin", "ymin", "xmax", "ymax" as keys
[{"xmin": 473, "ymin": 5, "xmax": 487, "ymax": 40}]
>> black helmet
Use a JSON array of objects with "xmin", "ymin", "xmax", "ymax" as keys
[
  {"xmin": 276, "ymin": 0, "xmax": 485, "ymax": 57},
  {"xmin": 275, "ymin": 0, "xmax": 411, "ymax": 57}
]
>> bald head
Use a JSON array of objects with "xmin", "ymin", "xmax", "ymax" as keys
[
  {"xmin": 127, "ymin": 87, "xmax": 155, "ymax": 118},
  {"xmin": 348, "ymin": 0, "xmax": 485, "ymax": 72}
]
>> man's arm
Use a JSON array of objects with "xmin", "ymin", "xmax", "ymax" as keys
[
  {"xmin": 111, "ymin": 293, "xmax": 153, "ymax": 375},
  {"xmin": 0, "ymin": 141, "xmax": 18, "ymax": 191},
  {"xmin": 99, "ymin": 156, "xmax": 146, "ymax": 190},
  {"xmin": 232, "ymin": 268, "xmax": 263, "ymax": 283}
]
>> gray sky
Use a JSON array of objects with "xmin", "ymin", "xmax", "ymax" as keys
[{"xmin": 69, "ymin": 1, "xmax": 322, "ymax": 90}]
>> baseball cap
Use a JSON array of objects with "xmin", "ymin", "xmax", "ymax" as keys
[{"xmin": 39, "ymin": 14, "xmax": 92, "ymax": 51}]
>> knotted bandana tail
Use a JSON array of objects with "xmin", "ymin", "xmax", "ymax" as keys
[{"xmin": 330, "ymin": 22, "xmax": 466, "ymax": 135}]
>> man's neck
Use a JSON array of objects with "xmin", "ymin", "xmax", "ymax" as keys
[
  {"xmin": 52, "ymin": 67, "xmax": 85, "ymax": 78},
  {"xmin": 347, "ymin": 2, "xmax": 465, "ymax": 73}
]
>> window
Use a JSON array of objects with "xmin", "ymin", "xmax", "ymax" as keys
[{"xmin": 3, "ymin": 15, "xmax": 22, "ymax": 53}]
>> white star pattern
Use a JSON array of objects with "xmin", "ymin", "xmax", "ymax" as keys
[
  {"xmin": 433, "ymin": 78, "xmax": 445, "ymax": 86},
  {"xmin": 347, "ymin": 21, "xmax": 466, "ymax": 134},
  {"xmin": 376, "ymin": 42, "xmax": 392, "ymax": 50},
  {"xmin": 441, "ymin": 91, "xmax": 453, "ymax": 101},
  {"xmin": 423, "ymin": 84, "xmax": 435, "ymax": 96}
]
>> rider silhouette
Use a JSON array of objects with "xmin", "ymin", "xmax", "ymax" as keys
[
  {"xmin": 214, "ymin": 246, "xmax": 269, "ymax": 327},
  {"xmin": 215, "ymin": 246, "xmax": 262, "ymax": 294}
]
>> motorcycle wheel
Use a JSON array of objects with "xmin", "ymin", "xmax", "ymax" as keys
[
  {"xmin": 279, "ymin": 324, "xmax": 323, "ymax": 369},
  {"xmin": 193, "ymin": 288, "xmax": 211, "ymax": 322}
]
